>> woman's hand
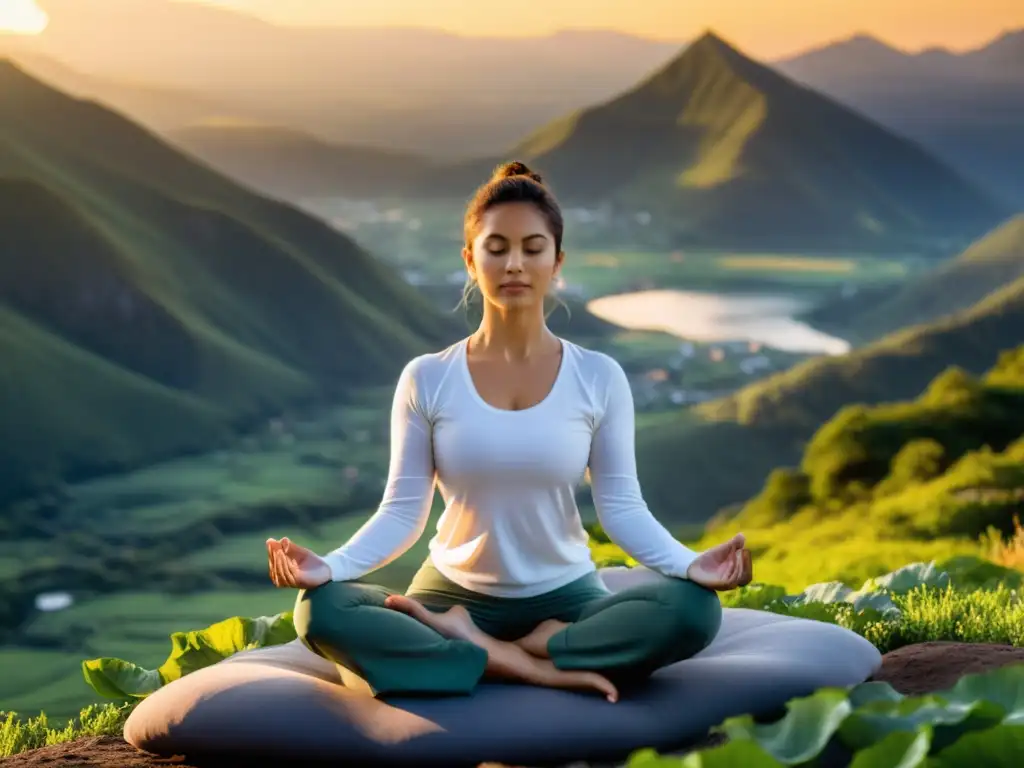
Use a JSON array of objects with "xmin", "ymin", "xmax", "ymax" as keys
[
  {"xmin": 685, "ymin": 533, "xmax": 753, "ymax": 591},
  {"xmin": 266, "ymin": 537, "xmax": 331, "ymax": 589}
]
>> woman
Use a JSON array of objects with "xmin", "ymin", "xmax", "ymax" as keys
[{"xmin": 266, "ymin": 161, "xmax": 753, "ymax": 704}]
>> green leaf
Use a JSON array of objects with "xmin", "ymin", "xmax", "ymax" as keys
[
  {"xmin": 81, "ymin": 612, "xmax": 296, "ymax": 699},
  {"xmin": 717, "ymin": 687, "xmax": 852, "ymax": 764},
  {"xmin": 939, "ymin": 663, "xmax": 1024, "ymax": 725},
  {"xmin": 841, "ymin": 664, "xmax": 1024, "ymax": 755},
  {"xmin": 625, "ymin": 741, "xmax": 784, "ymax": 767},
  {"xmin": 847, "ymin": 589, "xmax": 901, "ymax": 616},
  {"xmin": 80, "ymin": 657, "xmax": 163, "ymax": 699},
  {"xmin": 157, "ymin": 612, "xmax": 297, "ymax": 684},
  {"xmin": 839, "ymin": 693, "xmax": 1001, "ymax": 753},
  {"xmin": 849, "ymin": 727, "xmax": 932, "ymax": 768},
  {"xmin": 928, "ymin": 723, "xmax": 1024, "ymax": 766},
  {"xmin": 778, "ymin": 581, "xmax": 852, "ymax": 607},
  {"xmin": 860, "ymin": 562, "xmax": 950, "ymax": 595},
  {"xmin": 677, "ymin": 740, "xmax": 784, "ymax": 767},
  {"xmin": 777, "ymin": 580, "xmax": 900, "ymax": 616},
  {"xmin": 848, "ymin": 681, "xmax": 906, "ymax": 708}
]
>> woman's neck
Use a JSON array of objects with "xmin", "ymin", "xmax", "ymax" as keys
[{"xmin": 471, "ymin": 306, "xmax": 555, "ymax": 361}]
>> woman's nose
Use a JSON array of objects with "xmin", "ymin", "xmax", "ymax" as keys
[{"xmin": 505, "ymin": 250, "xmax": 525, "ymax": 270}]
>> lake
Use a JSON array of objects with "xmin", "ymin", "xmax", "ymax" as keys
[{"xmin": 586, "ymin": 289, "xmax": 851, "ymax": 355}]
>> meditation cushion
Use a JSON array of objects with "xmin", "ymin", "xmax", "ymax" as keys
[{"xmin": 124, "ymin": 567, "xmax": 883, "ymax": 767}]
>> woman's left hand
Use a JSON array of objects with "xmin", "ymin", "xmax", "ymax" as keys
[{"xmin": 685, "ymin": 533, "xmax": 753, "ymax": 591}]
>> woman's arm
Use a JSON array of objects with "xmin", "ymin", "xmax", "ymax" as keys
[
  {"xmin": 322, "ymin": 358, "xmax": 436, "ymax": 582},
  {"xmin": 587, "ymin": 355, "xmax": 699, "ymax": 579}
]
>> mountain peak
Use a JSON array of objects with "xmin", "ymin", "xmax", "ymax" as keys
[
  {"xmin": 688, "ymin": 29, "xmax": 740, "ymax": 55},
  {"xmin": 631, "ymin": 27, "xmax": 780, "ymax": 100}
]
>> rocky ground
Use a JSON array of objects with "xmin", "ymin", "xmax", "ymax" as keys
[{"xmin": 7, "ymin": 642, "xmax": 1024, "ymax": 768}]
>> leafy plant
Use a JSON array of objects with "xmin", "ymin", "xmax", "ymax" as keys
[
  {"xmin": 626, "ymin": 663, "xmax": 1024, "ymax": 766},
  {"xmin": 81, "ymin": 612, "xmax": 295, "ymax": 698}
]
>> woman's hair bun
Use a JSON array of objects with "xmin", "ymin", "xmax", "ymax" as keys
[{"xmin": 491, "ymin": 160, "xmax": 544, "ymax": 186}]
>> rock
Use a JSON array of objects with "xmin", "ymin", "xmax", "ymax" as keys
[{"xmin": 7, "ymin": 642, "xmax": 1024, "ymax": 768}]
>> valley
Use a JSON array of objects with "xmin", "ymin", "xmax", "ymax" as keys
[{"xmin": 2, "ymin": 7, "xmax": 1024, "ymax": 764}]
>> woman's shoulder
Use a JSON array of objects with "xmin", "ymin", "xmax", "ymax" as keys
[
  {"xmin": 400, "ymin": 338, "xmax": 466, "ymax": 388},
  {"xmin": 562, "ymin": 337, "xmax": 627, "ymax": 380}
]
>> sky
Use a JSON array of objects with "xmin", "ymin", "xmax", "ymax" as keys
[{"xmin": 1, "ymin": 0, "xmax": 1022, "ymax": 58}]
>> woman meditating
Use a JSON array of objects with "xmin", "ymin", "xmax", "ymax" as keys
[{"xmin": 266, "ymin": 161, "xmax": 753, "ymax": 704}]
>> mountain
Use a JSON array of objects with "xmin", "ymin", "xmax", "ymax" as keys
[
  {"xmin": 0, "ymin": 49, "xmax": 232, "ymax": 131},
  {"xmin": 15, "ymin": 0, "xmax": 683, "ymax": 158},
  {"xmin": 772, "ymin": 34, "xmax": 973, "ymax": 89},
  {"xmin": 774, "ymin": 31, "xmax": 1024, "ymax": 205},
  {"xmin": 633, "ymin": 219, "xmax": 1024, "ymax": 524},
  {"xmin": 0, "ymin": 60, "xmax": 457, "ymax": 503},
  {"xmin": 453, "ymin": 31, "xmax": 1007, "ymax": 250},
  {"xmin": 815, "ymin": 214, "xmax": 1024, "ymax": 342},
  {"xmin": 960, "ymin": 30, "xmax": 1024, "ymax": 79},
  {"xmin": 166, "ymin": 124, "xmax": 435, "ymax": 199}
]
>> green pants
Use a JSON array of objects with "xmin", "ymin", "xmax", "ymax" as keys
[{"xmin": 293, "ymin": 561, "xmax": 722, "ymax": 697}]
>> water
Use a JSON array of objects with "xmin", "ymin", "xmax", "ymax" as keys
[{"xmin": 586, "ymin": 289, "xmax": 851, "ymax": 355}]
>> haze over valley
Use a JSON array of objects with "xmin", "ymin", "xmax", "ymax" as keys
[{"xmin": 2, "ymin": 2, "xmax": 1024, "ymax": 754}]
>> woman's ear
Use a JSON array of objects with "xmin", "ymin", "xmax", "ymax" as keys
[
  {"xmin": 554, "ymin": 250, "xmax": 565, "ymax": 277},
  {"xmin": 462, "ymin": 246, "xmax": 476, "ymax": 281}
]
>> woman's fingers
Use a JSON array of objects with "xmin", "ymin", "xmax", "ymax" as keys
[
  {"xmin": 725, "ymin": 549, "xmax": 753, "ymax": 590},
  {"xmin": 272, "ymin": 548, "xmax": 290, "ymax": 587},
  {"xmin": 277, "ymin": 549, "xmax": 296, "ymax": 587},
  {"xmin": 270, "ymin": 546, "xmax": 283, "ymax": 586},
  {"xmin": 724, "ymin": 550, "xmax": 741, "ymax": 587},
  {"xmin": 266, "ymin": 540, "xmax": 281, "ymax": 586},
  {"xmin": 286, "ymin": 552, "xmax": 304, "ymax": 586}
]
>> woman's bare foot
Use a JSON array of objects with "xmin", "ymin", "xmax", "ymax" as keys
[
  {"xmin": 384, "ymin": 595, "xmax": 483, "ymax": 642},
  {"xmin": 384, "ymin": 595, "xmax": 618, "ymax": 702},
  {"xmin": 514, "ymin": 619, "xmax": 569, "ymax": 659}
]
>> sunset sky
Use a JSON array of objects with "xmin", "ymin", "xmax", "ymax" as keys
[{"xmin": 1, "ymin": 0, "xmax": 1022, "ymax": 58}]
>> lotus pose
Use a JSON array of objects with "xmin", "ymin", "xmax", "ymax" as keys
[{"xmin": 266, "ymin": 161, "xmax": 753, "ymax": 703}]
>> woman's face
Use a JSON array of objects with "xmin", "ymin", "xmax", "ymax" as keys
[{"xmin": 463, "ymin": 202, "xmax": 563, "ymax": 311}]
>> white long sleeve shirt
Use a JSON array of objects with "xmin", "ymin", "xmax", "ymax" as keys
[{"xmin": 323, "ymin": 336, "xmax": 699, "ymax": 597}]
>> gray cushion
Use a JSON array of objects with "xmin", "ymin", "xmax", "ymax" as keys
[{"xmin": 124, "ymin": 567, "xmax": 882, "ymax": 766}]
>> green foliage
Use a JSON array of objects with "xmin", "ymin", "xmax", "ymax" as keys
[
  {"xmin": 1, "ymin": 702, "xmax": 133, "ymax": 759},
  {"xmin": 627, "ymin": 664, "xmax": 1024, "ymax": 766},
  {"xmin": 723, "ymin": 345, "xmax": 1024, "ymax": 545},
  {"xmin": 81, "ymin": 613, "xmax": 296, "ymax": 699},
  {"xmin": 874, "ymin": 439, "xmax": 947, "ymax": 497},
  {"xmin": 721, "ymin": 561, "xmax": 1024, "ymax": 654},
  {"xmin": 739, "ymin": 468, "xmax": 813, "ymax": 527}
]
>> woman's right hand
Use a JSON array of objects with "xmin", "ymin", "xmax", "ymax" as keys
[{"xmin": 266, "ymin": 537, "xmax": 331, "ymax": 589}]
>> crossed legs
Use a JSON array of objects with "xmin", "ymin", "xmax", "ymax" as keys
[{"xmin": 292, "ymin": 571, "xmax": 721, "ymax": 701}]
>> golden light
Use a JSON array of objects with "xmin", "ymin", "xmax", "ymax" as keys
[{"xmin": 0, "ymin": 0, "xmax": 49, "ymax": 35}]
